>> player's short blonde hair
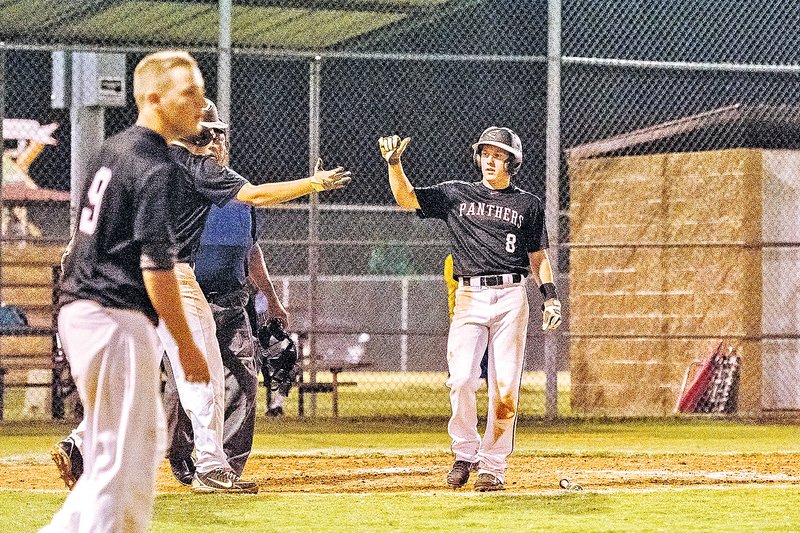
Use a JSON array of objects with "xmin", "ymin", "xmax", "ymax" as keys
[{"xmin": 133, "ymin": 50, "xmax": 198, "ymax": 108}]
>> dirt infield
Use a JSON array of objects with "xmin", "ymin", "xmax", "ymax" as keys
[{"xmin": 2, "ymin": 452, "xmax": 799, "ymax": 493}]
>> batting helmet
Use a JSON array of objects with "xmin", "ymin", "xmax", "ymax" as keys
[
  {"xmin": 472, "ymin": 126, "xmax": 523, "ymax": 176},
  {"xmin": 182, "ymin": 98, "xmax": 229, "ymax": 147}
]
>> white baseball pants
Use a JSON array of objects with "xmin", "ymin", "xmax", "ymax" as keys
[
  {"xmin": 446, "ymin": 280, "xmax": 529, "ymax": 483},
  {"xmin": 43, "ymin": 300, "xmax": 166, "ymax": 533},
  {"xmin": 156, "ymin": 262, "xmax": 230, "ymax": 473}
]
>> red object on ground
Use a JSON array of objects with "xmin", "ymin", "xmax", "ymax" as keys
[{"xmin": 676, "ymin": 342, "xmax": 723, "ymax": 413}]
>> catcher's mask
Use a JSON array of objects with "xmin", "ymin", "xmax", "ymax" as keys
[
  {"xmin": 472, "ymin": 126, "xmax": 522, "ymax": 176},
  {"xmin": 258, "ymin": 318, "xmax": 298, "ymax": 396},
  {"xmin": 181, "ymin": 98, "xmax": 229, "ymax": 148}
]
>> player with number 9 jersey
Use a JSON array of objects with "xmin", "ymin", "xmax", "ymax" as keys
[
  {"xmin": 45, "ymin": 50, "xmax": 210, "ymax": 533},
  {"xmin": 59, "ymin": 126, "xmax": 178, "ymax": 324}
]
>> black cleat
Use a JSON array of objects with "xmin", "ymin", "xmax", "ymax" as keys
[
  {"xmin": 51, "ymin": 438, "xmax": 83, "ymax": 490},
  {"xmin": 169, "ymin": 457, "xmax": 196, "ymax": 486},
  {"xmin": 191, "ymin": 468, "xmax": 259, "ymax": 494},
  {"xmin": 446, "ymin": 460, "xmax": 478, "ymax": 489},
  {"xmin": 266, "ymin": 406, "xmax": 284, "ymax": 418}
]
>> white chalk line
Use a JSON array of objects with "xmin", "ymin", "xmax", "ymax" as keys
[{"xmin": 576, "ymin": 469, "xmax": 800, "ymax": 482}]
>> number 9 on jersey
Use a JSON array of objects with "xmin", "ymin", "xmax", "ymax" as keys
[{"xmin": 79, "ymin": 167, "xmax": 112, "ymax": 235}]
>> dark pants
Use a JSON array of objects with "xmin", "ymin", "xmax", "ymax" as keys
[{"xmin": 163, "ymin": 289, "xmax": 260, "ymax": 476}]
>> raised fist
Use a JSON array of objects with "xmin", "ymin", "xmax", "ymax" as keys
[{"xmin": 378, "ymin": 135, "xmax": 411, "ymax": 165}]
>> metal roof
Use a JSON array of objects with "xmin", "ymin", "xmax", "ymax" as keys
[
  {"xmin": 0, "ymin": 0, "xmax": 452, "ymax": 50},
  {"xmin": 566, "ymin": 104, "xmax": 800, "ymax": 160}
]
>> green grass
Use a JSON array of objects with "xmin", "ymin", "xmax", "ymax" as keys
[
  {"xmin": 3, "ymin": 419, "xmax": 800, "ymax": 531},
  {"xmin": 4, "ymin": 381, "xmax": 800, "ymax": 533},
  {"xmin": 146, "ymin": 488, "xmax": 800, "ymax": 532},
  {"xmin": 4, "ymin": 418, "xmax": 800, "ymax": 456},
  {"xmin": 5, "ymin": 487, "xmax": 800, "ymax": 532}
]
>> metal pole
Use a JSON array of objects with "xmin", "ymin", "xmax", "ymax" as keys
[
  {"xmin": 69, "ymin": 53, "xmax": 105, "ymax": 230},
  {"xmin": 544, "ymin": 0, "xmax": 562, "ymax": 419},
  {"xmin": 70, "ymin": 106, "xmax": 104, "ymax": 228},
  {"xmin": 0, "ymin": 45, "xmax": 5, "ymax": 301},
  {"xmin": 400, "ymin": 278, "xmax": 408, "ymax": 371},
  {"xmin": 217, "ymin": 0, "xmax": 232, "ymax": 124},
  {"xmin": 307, "ymin": 56, "xmax": 322, "ymax": 417}
]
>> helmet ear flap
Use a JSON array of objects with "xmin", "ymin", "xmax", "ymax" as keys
[
  {"xmin": 505, "ymin": 156, "xmax": 521, "ymax": 176},
  {"xmin": 472, "ymin": 126, "xmax": 523, "ymax": 176},
  {"xmin": 473, "ymin": 147, "xmax": 481, "ymax": 172}
]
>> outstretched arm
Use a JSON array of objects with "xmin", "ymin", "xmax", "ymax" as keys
[
  {"xmin": 379, "ymin": 135, "xmax": 419, "ymax": 210},
  {"xmin": 235, "ymin": 158, "xmax": 351, "ymax": 206}
]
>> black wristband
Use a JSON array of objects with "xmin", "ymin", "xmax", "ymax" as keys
[{"xmin": 539, "ymin": 282, "xmax": 558, "ymax": 301}]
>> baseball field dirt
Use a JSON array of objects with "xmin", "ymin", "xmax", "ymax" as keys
[{"xmin": 3, "ymin": 451, "xmax": 799, "ymax": 494}]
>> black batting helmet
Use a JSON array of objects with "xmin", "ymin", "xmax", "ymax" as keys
[
  {"xmin": 182, "ymin": 98, "xmax": 229, "ymax": 147},
  {"xmin": 472, "ymin": 126, "xmax": 523, "ymax": 176}
]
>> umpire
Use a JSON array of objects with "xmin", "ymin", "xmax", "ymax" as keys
[
  {"xmin": 164, "ymin": 198, "xmax": 286, "ymax": 479},
  {"xmin": 160, "ymin": 98, "xmax": 348, "ymax": 491}
]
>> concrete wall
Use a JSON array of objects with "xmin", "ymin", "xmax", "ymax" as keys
[{"xmin": 569, "ymin": 148, "xmax": 769, "ymax": 416}]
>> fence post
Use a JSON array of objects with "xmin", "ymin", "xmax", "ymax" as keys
[
  {"xmin": 400, "ymin": 277, "xmax": 408, "ymax": 371},
  {"xmin": 307, "ymin": 56, "xmax": 322, "ymax": 417},
  {"xmin": 0, "ymin": 44, "xmax": 4, "ymax": 296},
  {"xmin": 544, "ymin": 0, "xmax": 562, "ymax": 419},
  {"xmin": 217, "ymin": 0, "xmax": 232, "ymax": 124}
]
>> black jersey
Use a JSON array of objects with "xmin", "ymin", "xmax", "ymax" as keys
[
  {"xmin": 416, "ymin": 180, "xmax": 548, "ymax": 278},
  {"xmin": 169, "ymin": 145, "xmax": 247, "ymax": 263},
  {"xmin": 59, "ymin": 126, "xmax": 178, "ymax": 324}
]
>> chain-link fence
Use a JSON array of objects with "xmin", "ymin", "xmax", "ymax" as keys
[{"xmin": 1, "ymin": 0, "xmax": 799, "ymax": 420}]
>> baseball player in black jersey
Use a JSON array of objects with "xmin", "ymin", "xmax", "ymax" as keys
[
  {"xmin": 43, "ymin": 50, "xmax": 210, "ymax": 533},
  {"xmin": 50, "ymin": 99, "xmax": 351, "ymax": 495},
  {"xmin": 155, "ymin": 98, "xmax": 351, "ymax": 493},
  {"xmin": 379, "ymin": 127, "xmax": 562, "ymax": 492}
]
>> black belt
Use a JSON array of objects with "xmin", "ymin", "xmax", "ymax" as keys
[{"xmin": 459, "ymin": 273, "xmax": 522, "ymax": 287}]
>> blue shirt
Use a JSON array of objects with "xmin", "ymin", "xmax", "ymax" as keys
[{"xmin": 194, "ymin": 199, "xmax": 257, "ymax": 296}]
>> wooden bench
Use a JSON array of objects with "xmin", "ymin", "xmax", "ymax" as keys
[
  {"xmin": 0, "ymin": 249, "xmax": 63, "ymax": 420},
  {"xmin": 297, "ymin": 361, "xmax": 372, "ymax": 418},
  {"xmin": 0, "ymin": 364, "xmax": 54, "ymax": 421},
  {"xmin": 0, "ymin": 326, "xmax": 57, "ymax": 421}
]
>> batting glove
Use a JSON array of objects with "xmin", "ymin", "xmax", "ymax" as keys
[
  {"xmin": 542, "ymin": 298, "xmax": 562, "ymax": 331},
  {"xmin": 378, "ymin": 135, "xmax": 411, "ymax": 165},
  {"xmin": 310, "ymin": 158, "xmax": 352, "ymax": 191}
]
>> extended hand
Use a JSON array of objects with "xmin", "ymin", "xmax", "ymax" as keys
[
  {"xmin": 378, "ymin": 135, "xmax": 411, "ymax": 165},
  {"xmin": 542, "ymin": 299, "xmax": 562, "ymax": 331},
  {"xmin": 270, "ymin": 302, "xmax": 289, "ymax": 329},
  {"xmin": 310, "ymin": 158, "xmax": 352, "ymax": 191}
]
